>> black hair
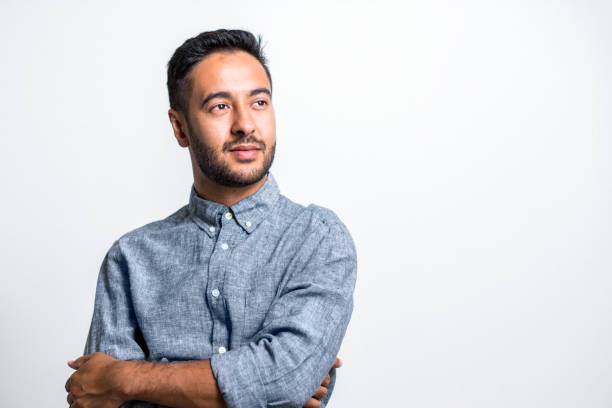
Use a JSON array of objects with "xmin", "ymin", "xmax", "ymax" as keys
[{"xmin": 167, "ymin": 28, "xmax": 272, "ymax": 114}]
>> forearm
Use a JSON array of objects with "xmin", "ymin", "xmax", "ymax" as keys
[{"xmin": 120, "ymin": 359, "xmax": 226, "ymax": 408}]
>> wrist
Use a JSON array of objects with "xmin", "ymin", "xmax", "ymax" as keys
[{"xmin": 113, "ymin": 360, "xmax": 141, "ymax": 401}]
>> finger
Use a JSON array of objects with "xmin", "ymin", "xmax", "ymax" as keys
[
  {"xmin": 332, "ymin": 357, "xmax": 342, "ymax": 369},
  {"xmin": 321, "ymin": 374, "xmax": 331, "ymax": 387},
  {"xmin": 65, "ymin": 376, "xmax": 71, "ymax": 392},
  {"xmin": 67, "ymin": 392, "xmax": 73, "ymax": 405},
  {"xmin": 312, "ymin": 385, "xmax": 327, "ymax": 400},
  {"xmin": 68, "ymin": 354, "xmax": 94, "ymax": 370},
  {"xmin": 302, "ymin": 397, "xmax": 321, "ymax": 408},
  {"xmin": 67, "ymin": 354, "xmax": 91, "ymax": 369}
]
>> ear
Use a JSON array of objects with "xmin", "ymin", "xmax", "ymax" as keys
[{"xmin": 168, "ymin": 108, "xmax": 190, "ymax": 147}]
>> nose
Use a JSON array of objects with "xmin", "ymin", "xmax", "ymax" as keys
[{"xmin": 231, "ymin": 104, "xmax": 255, "ymax": 137}]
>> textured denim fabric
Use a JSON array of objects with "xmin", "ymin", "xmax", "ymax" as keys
[{"xmin": 84, "ymin": 173, "xmax": 357, "ymax": 408}]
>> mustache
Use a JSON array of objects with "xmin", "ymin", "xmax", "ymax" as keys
[{"xmin": 224, "ymin": 135, "xmax": 266, "ymax": 151}]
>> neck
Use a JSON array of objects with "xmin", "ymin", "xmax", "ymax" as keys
[{"xmin": 192, "ymin": 171, "xmax": 268, "ymax": 207}]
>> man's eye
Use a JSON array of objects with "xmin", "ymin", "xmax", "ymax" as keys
[
  {"xmin": 253, "ymin": 100, "xmax": 267, "ymax": 108},
  {"xmin": 212, "ymin": 103, "xmax": 228, "ymax": 111}
]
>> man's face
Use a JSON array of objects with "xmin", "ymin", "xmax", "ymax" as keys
[{"xmin": 181, "ymin": 50, "xmax": 276, "ymax": 187}]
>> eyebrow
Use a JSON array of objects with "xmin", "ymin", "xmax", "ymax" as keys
[
  {"xmin": 249, "ymin": 88, "xmax": 271, "ymax": 98},
  {"xmin": 200, "ymin": 88, "xmax": 272, "ymax": 108}
]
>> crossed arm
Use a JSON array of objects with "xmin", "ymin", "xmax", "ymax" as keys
[
  {"xmin": 69, "ymin": 220, "xmax": 356, "ymax": 407},
  {"xmin": 65, "ymin": 353, "xmax": 341, "ymax": 408}
]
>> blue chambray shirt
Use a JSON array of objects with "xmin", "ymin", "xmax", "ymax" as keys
[{"xmin": 84, "ymin": 173, "xmax": 357, "ymax": 408}]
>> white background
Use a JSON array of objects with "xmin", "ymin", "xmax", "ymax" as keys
[{"xmin": 1, "ymin": 1, "xmax": 611, "ymax": 407}]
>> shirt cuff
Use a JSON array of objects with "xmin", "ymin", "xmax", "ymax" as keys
[{"xmin": 210, "ymin": 347, "xmax": 267, "ymax": 408}]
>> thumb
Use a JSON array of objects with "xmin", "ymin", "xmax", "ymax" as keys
[{"xmin": 68, "ymin": 353, "xmax": 94, "ymax": 370}]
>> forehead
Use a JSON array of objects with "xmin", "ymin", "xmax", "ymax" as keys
[{"xmin": 188, "ymin": 50, "xmax": 270, "ymax": 96}]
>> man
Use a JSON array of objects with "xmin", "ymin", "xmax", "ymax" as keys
[{"xmin": 65, "ymin": 29, "xmax": 357, "ymax": 408}]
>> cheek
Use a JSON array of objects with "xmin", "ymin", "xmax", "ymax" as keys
[
  {"xmin": 261, "ymin": 111, "xmax": 276, "ymax": 139},
  {"xmin": 191, "ymin": 118, "xmax": 228, "ymax": 147}
]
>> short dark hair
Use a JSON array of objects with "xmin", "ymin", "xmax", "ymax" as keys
[{"xmin": 167, "ymin": 29, "xmax": 272, "ymax": 114}]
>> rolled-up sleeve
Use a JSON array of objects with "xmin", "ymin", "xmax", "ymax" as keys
[
  {"xmin": 84, "ymin": 240, "xmax": 146, "ymax": 361},
  {"xmin": 211, "ymin": 220, "xmax": 358, "ymax": 408}
]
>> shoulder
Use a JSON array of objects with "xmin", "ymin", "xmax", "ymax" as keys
[
  {"xmin": 110, "ymin": 205, "xmax": 191, "ymax": 253},
  {"xmin": 276, "ymin": 195, "xmax": 356, "ymax": 252},
  {"xmin": 307, "ymin": 204, "xmax": 357, "ymax": 256},
  {"xmin": 304, "ymin": 203, "xmax": 344, "ymax": 228},
  {"xmin": 278, "ymin": 200, "xmax": 358, "ymax": 292},
  {"xmin": 275, "ymin": 191, "xmax": 344, "ymax": 226}
]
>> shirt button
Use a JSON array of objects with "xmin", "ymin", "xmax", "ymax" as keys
[
  {"xmin": 212, "ymin": 289, "xmax": 220, "ymax": 297},
  {"xmin": 224, "ymin": 212, "xmax": 233, "ymax": 220},
  {"xmin": 218, "ymin": 346, "xmax": 227, "ymax": 354},
  {"xmin": 221, "ymin": 243, "xmax": 229, "ymax": 250},
  {"xmin": 246, "ymin": 221, "xmax": 252, "ymax": 228},
  {"xmin": 209, "ymin": 226, "xmax": 215, "ymax": 233}
]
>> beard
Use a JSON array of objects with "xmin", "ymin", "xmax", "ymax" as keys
[{"xmin": 187, "ymin": 123, "xmax": 276, "ymax": 188}]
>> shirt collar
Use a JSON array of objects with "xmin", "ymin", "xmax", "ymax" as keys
[{"xmin": 188, "ymin": 172, "xmax": 280, "ymax": 236}]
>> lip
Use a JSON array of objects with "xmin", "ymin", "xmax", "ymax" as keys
[
  {"xmin": 229, "ymin": 144, "xmax": 261, "ymax": 160},
  {"xmin": 229, "ymin": 144, "xmax": 261, "ymax": 151}
]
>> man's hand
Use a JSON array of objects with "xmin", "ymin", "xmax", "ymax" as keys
[
  {"xmin": 65, "ymin": 352, "xmax": 126, "ymax": 408},
  {"xmin": 65, "ymin": 353, "xmax": 341, "ymax": 408},
  {"xmin": 303, "ymin": 357, "xmax": 342, "ymax": 408},
  {"xmin": 66, "ymin": 353, "xmax": 225, "ymax": 408}
]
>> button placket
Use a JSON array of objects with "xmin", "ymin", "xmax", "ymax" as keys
[
  {"xmin": 206, "ymin": 212, "xmax": 227, "ymax": 358},
  {"xmin": 218, "ymin": 208, "xmax": 236, "ymax": 253},
  {"xmin": 210, "ymin": 209, "xmax": 236, "ymax": 354}
]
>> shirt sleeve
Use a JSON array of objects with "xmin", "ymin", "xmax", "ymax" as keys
[
  {"xmin": 84, "ymin": 240, "xmax": 147, "ymax": 361},
  {"xmin": 210, "ymin": 219, "xmax": 358, "ymax": 408}
]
